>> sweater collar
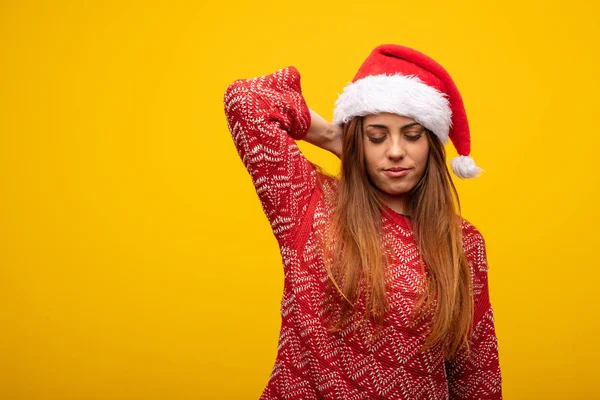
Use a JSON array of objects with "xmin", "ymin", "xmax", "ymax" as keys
[{"xmin": 381, "ymin": 203, "xmax": 412, "ymax": 229}]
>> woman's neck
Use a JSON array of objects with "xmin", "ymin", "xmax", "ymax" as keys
[{"xmin": 377, "ymin": 191, "xmax": 408, "ymax": 216}]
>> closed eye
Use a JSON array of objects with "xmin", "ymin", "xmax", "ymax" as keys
[
  {"xmin": 405, "ymin": 134, "xmax": 422, "ymax": 141},
  {"xmin": 368, "ymin": 134, "xmax": 422, "ymax": 143},
  {"xmin": 368, "ymin": 136, "xmax": 386, "ymax": 143}
]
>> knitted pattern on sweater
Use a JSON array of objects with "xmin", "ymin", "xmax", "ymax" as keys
[{"xmin": 223, "ymin": 66, "xmax": 502, "ymax": 400}]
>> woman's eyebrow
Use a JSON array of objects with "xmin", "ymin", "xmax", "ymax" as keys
[
  {"xmin": 401, "ymin": 122, "xmax": 422, "ymax": 129},
  {"xmin": 365, "ymin": 122, "xmax": 422, "ymax": 130}
]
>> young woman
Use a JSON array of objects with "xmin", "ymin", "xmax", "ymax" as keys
[{"xmin": 223, "ymin": 44, "xmax": 502, "ymax": 399}]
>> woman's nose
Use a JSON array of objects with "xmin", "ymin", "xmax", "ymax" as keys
[{"xmin": 387, "ymin": 139, "xmax": 406, "ymax": 159}]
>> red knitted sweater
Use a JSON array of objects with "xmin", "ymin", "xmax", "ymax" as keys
[{"xmin": 223, "ymin": 66, "xmax": 502, "ymax": 400}]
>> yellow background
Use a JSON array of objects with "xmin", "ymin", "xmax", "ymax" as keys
[{"xmin": 2, "ymin": 1, "xmax": 599, "ymax": 399}]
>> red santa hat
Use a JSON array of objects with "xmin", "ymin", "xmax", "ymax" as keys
[{"xmin": 333, "ymin": 44, "xmax": 483, "ymax": 179}]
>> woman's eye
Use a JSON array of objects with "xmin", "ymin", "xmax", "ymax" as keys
[
  {"xmin": 368, "ymin": 136, "xmax": 386, "ymax": 143},
  {"xmin": 405, "ymin": 134, "xmax": 422, "ymax": 141}
]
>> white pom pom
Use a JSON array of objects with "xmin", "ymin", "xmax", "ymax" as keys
[{"xmin": 451, "ymin": 155, "xmax": 484, "ymax": 179}]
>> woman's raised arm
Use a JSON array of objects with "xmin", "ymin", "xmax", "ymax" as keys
[
  {"xmin": 223, "ymin": 66, "xmax": 321, "ymax": 248},
  {"xmin": 305, "ymin": 108, "xmax": 342, "ymax": 159}
]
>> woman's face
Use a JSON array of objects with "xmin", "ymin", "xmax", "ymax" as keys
[{"xmin": 362, "ymin": 113, "xmax": 430, "ymax": 199}]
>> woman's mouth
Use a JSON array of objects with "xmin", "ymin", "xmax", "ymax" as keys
[{"xmin": 383, "ymin": 168, "xmax": 411, "ymax": 178}]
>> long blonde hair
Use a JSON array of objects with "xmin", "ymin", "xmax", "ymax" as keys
[{"xmin": 321, "ymin": 116, "xmax": 473, "ymax": 359}]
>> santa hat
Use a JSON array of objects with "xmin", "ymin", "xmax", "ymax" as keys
[{"xmin": 333, "ymin": 44, "xmax": 483, "ymax": 179}]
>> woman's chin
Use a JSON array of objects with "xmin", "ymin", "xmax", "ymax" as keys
[{"xmin": 379, "ymin": 184, "xmax": 412, "ymax": 197}]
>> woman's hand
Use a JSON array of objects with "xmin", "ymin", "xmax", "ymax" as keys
[{"xmin": 304, "ymin": 108, "xmax": 342, "ymax": 159}]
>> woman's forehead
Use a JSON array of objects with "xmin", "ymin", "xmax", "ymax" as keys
[{"xmin": 363, "ymin": 113, "xmax": 419, "ymax": 129}]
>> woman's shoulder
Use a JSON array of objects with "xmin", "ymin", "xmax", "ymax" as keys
[
  {"xmin": 459, "ymin": 217, "xmax": 490, "ymax": 278},
  {"xmin": 459, "ymin": 216, "xmax": 485, "ymax": 243},
  {"xmin": 460, "ymin": 216, "xmax": 488, "ymax": 258},
  {"xmin": 312, "ymin": 165, "xmax": 339, "ymax": 191},
  {"xmin": 313, "ymin": 167, "xmax": 339, "ymax": 212}
]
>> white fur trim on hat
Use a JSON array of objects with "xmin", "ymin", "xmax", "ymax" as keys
[
  {"xmin": 333, "ymin": 74, "xmax": 452, "ymax": 143},
  {"xmin": 451, "ymin": 155, "xmax": 484, "ymax": 179}
]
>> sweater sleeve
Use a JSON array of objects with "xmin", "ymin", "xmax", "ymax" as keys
[
  {"xmin": 445, "ymin": 223, "xmax": 502, "ymax": 399},
  {"xmin": 223, "ymin": 66, "xmax": 317, "ymax": 247}
]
